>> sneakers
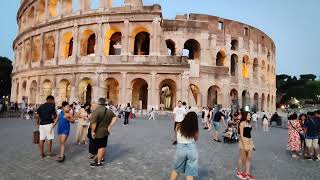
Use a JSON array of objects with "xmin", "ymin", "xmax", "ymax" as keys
[
  {"xmin": 90, "ymin": 162, "xmax": 102, "ymax": 167},
  {"xmin": 246, "ymin": 173, "xmax": 255, "ymax": 180},
  {"xmin": 236, "ymin": 172, "xmax": 247, "ymax": 180}
]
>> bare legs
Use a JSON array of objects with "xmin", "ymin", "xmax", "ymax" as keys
[
  {"xmin": 96, "ymin": 148, "xmax": 106, "ymax": 164},
  {"xmin": 238, "ymin": 149, "xmax": 252, "ymax": 174},
  {"xmin": 38, "ymin": 139, "xmax": 53, "ymax": 158},
  {"xmin": 170, "ymin": 170, "xmax": 193, "ymax": 180},
  {"xmin": 59, "ymin": 135, "xmax": 68, "ymax": 158}
]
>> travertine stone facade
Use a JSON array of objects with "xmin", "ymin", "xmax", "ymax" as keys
[{"xmin": 12, "ymin": 0, "xmax": 276, "ymax": 112}]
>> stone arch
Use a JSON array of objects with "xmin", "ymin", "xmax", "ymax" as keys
[
  {"xmin": 61, "ymin": 32, "xmax": 73, "ymax": 58},
  {"xmin": 230, "ymin": 54, "xmax": 238, "ymax": 76},
  {"xmin": 189, "ymin": 84, "xmax": 201, "ymax": 107},
  {"xmin": 159, "ymin": 79, "xmax": 177, "ymax": 110},
  {"xmin": 207, "ymin": 86, "xmax": 222, "ymax": 108},
  {"xmin": 253, "ymin": 93, "xmax": 259, "ymax": 112},
  {"xmin": 42, "ymin": 80, "xmax": 52, "ymax": 102},
  {"xmin": 134, "ymin": 31, "xmax": 150, "ymax": 55},
  {"xmin": 230, "ymin": 89, "xmax": 239, "ymax": 110},
  {"xmin": 104, "ymin": 78, "xmax": 119, "ymax": 105},
  {"xmin": 109, "ymin": 32, "xmax": 122, "ymax": 55},
  {"xmin": 81, "ymin": 29, "xmax": 96, "ymax": 56},
  {"xmin": 45, "ymin": 35, "xmax": 55, "ymax": 60},
  {"xmin": 183, "ymin": 39, "xmax": 201, "ymax": 60},
  {"xmin": 29, "ymin": 80, "xmax": 38, "ymax": 105},
  {"xmin": 104, "ymin": 28, "xmax": 122, "ymax": 55},
  {"xmin": 79, "ymin": 78, "xmax": 93, "ymax": 105},
  {"xmin": 58, "ymin": 79, "xmax": 71, "ymax": 104},
  {"xmin": 131, "ymin": 78, "xmax": 148, "ymax": 110},
  {"xmin": 231, "ymin": 39, "xmax": 239, "ymax": 51},
  {"xmin": 21, "ymin": 81, "xmax": 27, "ymax": 101},
  {"xmin": 32, "ymin": 39, "xmax": 41, "ymax": 62},
  {"xmin": 216, "ymin": 51, "xmax": 227, "ymax": 66},
  {"xmin": 49, "ymin": 0, "xmax": 60, "ymax": 17},
  {"xmin": 166, "ymin": 39, "xmax": 176, "ymax": 56},
  {"xmin": 37, "ymin": 0, "xmax": 45, "ymax": 23},
  {"xmin": 242, "ymin": 55, "xmax": 250, "ymax": 79},
  {"xmin": 241, "ymin": 90, "xmax": 250, "ymax": 109},
  {"xmin": 28, "ymin": 6, "xmax": 35, "ymax": 27},
  {"xmin": 253, "ymin": 58, "xmax": 258, "ymax": 79},
  {"xmin": 261, "ymin": 93, "xmax": 265, "ymax": 111}
]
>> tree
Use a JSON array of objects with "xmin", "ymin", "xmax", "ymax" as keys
[
  {"xmin": 0, "ymin": 57, "xmax": 13, "ymax": 100},
  {"xmin": 300, "ymin": 74, "xmax": 317, "ymax": 81}
]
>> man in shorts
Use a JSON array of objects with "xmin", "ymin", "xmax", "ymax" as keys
[
  {"xmin": 172, "ymin": 101, "xmax": 187, "ymax": 145},
  {"xmin": 211, "ymin": 109, "xmax": 226, "ymax": 142},
  {"xmin": 36, "ymin": 95, "xmax": 57, "ymax": 159},
  {"xmin": 304, "ymin": 111, "xmax": 320, "ymax": 160},
  {"xmin": 90, "ymin": 98, "xmax": 118, "ymax": 167}
]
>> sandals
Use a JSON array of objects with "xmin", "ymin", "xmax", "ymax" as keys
[{"xmin": 57, "ymin": 155, "xmax": 65, "ymax": 163}]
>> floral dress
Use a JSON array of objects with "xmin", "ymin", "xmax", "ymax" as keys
[{"xmin": 288, "ymin": 120, "xmax": 302, "ymax": 151}]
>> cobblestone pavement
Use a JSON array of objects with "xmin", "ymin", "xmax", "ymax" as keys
[{"xmin": 0, "ymin": 116, "xmax": 319, "ymax": 180}]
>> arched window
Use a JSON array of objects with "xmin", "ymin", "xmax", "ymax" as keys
[
  {"xmin": 231, "ymin": 39, "xmax": 238, "ymax": 51},
  {"xmin": 166, "ymin": 39, "xmax": 176, "ymax": 56},
  {"xmin": 231, "ymin": 54, "xmax": 238, "ymax": 76},
  {"xmin": 109, "ymin": 32, "xmax": 122, "ymax": 55},
  {"xmin": 81, "ymin": 30, "xmax": 96, "ymax": 56},
  {"xmin": 68, "ymin": 38, "xmax": 73, "ymax": 57},
  {"xmin": 253, "ymin": 58, "xmax": 258, "ymax": 79},
  {"xmin": 134, "ymin": 32, "xmax": 150, "ymax": 55},
  {"xmin": 216, "ymin": 51, "xmax": 226, "ymax": 66},
  {"xmin": 61, "ymin": 32, "xmax": 73, "ymax": 58},
  {"xmin": 45, "ymin": 35, "xmax": 55, "ymax": 60},
  {"xmin": 183, "ymin": 39, "xmax": 201, "ymax": 60},
  {"xmin": 87, "ymin": 34, "xmax": 96, "ymax": 55},
  {"xmin": 37, "ymin": 0, "xmax": 45, "ymax": 23}
]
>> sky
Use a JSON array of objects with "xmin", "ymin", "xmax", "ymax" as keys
[{"xmin": 0, "ymin": 0, "xmax": 319, "ymax": 76}]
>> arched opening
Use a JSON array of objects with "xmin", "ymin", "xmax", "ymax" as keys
[
  {"xmin": 49, "ymin": 0, "xmax": 59, "ymax": 17},
  {"xmin": 79, "ymin": 78, "xmax": 93, "ymax": 105},
  {"xmin": 231, "ymin": 54, "xmax": 238, "ymax": 76},
  {"xmin": 31, "ymin": 39, "xmax": 41, "ymax": 62},
  {"xmin": 267, "ymin": 94, "xmax": 270, "ymax": 112},
  {"xmin": 230, "ymin": 89, "xmax": 239, "ymax": 111},
  {"xmin": 261, "ymin": 93, "xmax": 265, "ymax": 111},
  {"xmin": 37, "ymin": 0, "xmax": 45, "ymax": 23},
  {"xmin": 166, "ymin": 39, "xmax": 176, "ymax": 56},
  {"xmin": 189, "ymin": 84, "xmax": 201, "ymax": 107},
  {"xmin": 59, "ymin": 79, "xmax": 71, "ymax": 103},
  {"xmin": 21, "ymin": 81, "xmax": 27, "ymax": 102},
  {"xmin": 183, "ymin": 39, "xmax": 201, "ymax": 60},
  {"xmin": 24, "ymin": 41, "xmax": 31, "ymax": 64},
  {"xmin": 231, "ymin": 39, "xmax": 239, "ymax": 51},
  {"xmin": 16, "ymin": 83, "xmax": 20, "ymax": 101},
  {"xmin": 271, "ymin": 95, "xmax": 274, "ymax": 111},
  {"xmin": 216, "ymin": 51, "xmax": 227, "ymax": 66},
  {"xmin": 159, "ymin": 79, "xmax": 177, "ymax": 110},
  {"xmin": 109, "ymin": 32, "xmax": 122, "ymax": 55},
  {"xmin": 29, "ymin": 81, "xmax": 37, "ymax": 105},
  {"xmin": 81, "ymin": 30, "xmax": 96, "ymax": 56},
  {"xmin": 253, "ymin": 93, "xmax": 259, "ymax": 112},
  {"xmin": 28, "ymin": 7, "xmax": 35, "ymax": 27},
  {"xmin": 42, "ymin": 80, "xmax": 52, "ymax": 102},
  {"xmin": 61, "ymin": 32, "xmax": 73, "ymax": 58},
  {"xmin": 241, "ymin": 90, "xmax": 250, "ymax": 109},
  {"xmin": 207, "ymin": 86, "xmax": 221, "ymax": 108},
  {"xmin": 134, "ymin": 32, "xmax": 150, "ymax": 55},
  {"xmin": 131, "ymin": 78, "xmax": 148, "ymax": 110},
  {"xmin": 45, "ymin": 35, "xmax": 55, "ymax": 60},
  {"xmin": 104, "ymin": 78, "xmax": 119, "ymax": 105},
  {"xmin": 242, "ymin": 55, "xmax": 250, "ymax": 79},
  {"xmin": 253, "ymin": 58, "xmax": 258, "ymax": 79}
]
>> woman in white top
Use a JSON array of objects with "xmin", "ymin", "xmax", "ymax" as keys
[
  {"xmin": 262, "ymin": 115, "xmax": 269, "ymax": 132},
  {"xmin": 76, "ymin": 105, "xmax": 90, "ymax": 144},
  {"xmin": 170, "ymin": 112, "xmax": 199, "ymax": 180}
]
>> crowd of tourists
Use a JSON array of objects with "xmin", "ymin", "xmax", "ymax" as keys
[{"xmin": 287, "ymin": 110, "xmax": 320, "ymax": 161}]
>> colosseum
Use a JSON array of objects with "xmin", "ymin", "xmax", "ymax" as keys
[{"xmin": 11, "ymin": 0, "xmax": 276, "ymax": 112}]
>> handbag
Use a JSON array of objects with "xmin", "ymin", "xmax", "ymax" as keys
[
  {"xmin": 33, "ymin": 130, "xmax": 40, "ymax": 144},
  {"xmin": 289, "ymin": 120, "xmax": 305, "ymax": 141}
]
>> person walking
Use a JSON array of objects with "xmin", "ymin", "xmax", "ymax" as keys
[
  {"xmin": 170, "ymin": 111, "xmax": 199, "ymax": 180},
  {"xmin": 172, "ymin": 101, "xmax": 187, "ymax": 145},
  {"xmin": 262, "ymin": 115, "xmax": 269, "ymax": 132},
  {"xmin": 211, "ymin": 109, "xmax": 226, "ymax": 142},
  {"xmin": 124, "ymin": 103, "xmax": 131, "ymax": 125},
  {"xmin": 76, "ymin": 105, "xmax": 91, "ymax": 144},
  {"xmin": 36, "ymin": 95, "xmax": 57, "ymax": 160},
  {"xmin": 288, "ymin": 113, "xmax": 303, "ymax": 158},
  {"xmin": 149, "ymin": 108, "xmax": 156, "ymax": 120},
  {"xmin": 252, "ymin": 112, "xmax": 258, "ymax": 129},
  {"xmin": 304, "ymin": 111, "xmax": 320, "ymax": 160},
  {"xmin": 237, "ymin": 112, "xmax": 255, "ymax": 180},
  {"xmin": 55, "ymin": 101, "xmax": 75, "ymax": 163},
  {"xmin": 90, "ymin": 98, "xmax": 118, "ymax": 167},
  {"xmin": 203, "ymin": 107, "xmax": 210, "ymax": 130}
]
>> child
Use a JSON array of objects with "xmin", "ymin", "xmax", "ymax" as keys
[
  {"xmin": 225, "ymin": 123, "xmax": 234, "ymax": 139},
  {"xmin": 53, "ymin": 101, "xmax": 75, "ymax": 163}
]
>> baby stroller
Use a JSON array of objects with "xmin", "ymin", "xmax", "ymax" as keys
[{"xmin": 223, "ymin": 124, "xmax": 239, "ymax": 143}]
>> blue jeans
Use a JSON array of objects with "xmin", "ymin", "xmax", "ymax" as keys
[{"xmin": 173, "ymin": 143, "xmax": 198, "ymax": 176}]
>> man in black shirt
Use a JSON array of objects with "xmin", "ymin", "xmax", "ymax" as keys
[
  {"xmin": 36, "ymin": 95, "xmax": 57, "ymax": 159},
  {"xmin": 211, "ymin": 109, "xmax": 226, "ymax": 142}
]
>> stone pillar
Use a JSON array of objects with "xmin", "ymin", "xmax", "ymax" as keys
[
  {"xmin": 149, "ymin": 72, "xmax": 157, "ymax": 110},
  {"xmin": 120, "ymin": 72, "xmax": 127, "ymax": 106},
  {"xmin": 201, "ymin": 92, "xmax": 207, "ymax": 108},
  {"xmin": 97, "ymin": 23, "xmax": 103, "ymax": 63},
  {"xmin": 40, "ymin": 33, "xmax": 44, "ymax": 67},
  {"xmin": 69, "ymin": 74, "xmax": 78, "ymax": 103},
  {"xmin": 45, "ymin": 0, "xmax": 49, "ymax": 21},
  {"xmin": 73, "ymin": 25, "xmax": 79, "ymax": 63},
  {"xmin": 92, "ymin": 73, "xmax": 102, "ymax": 103},
  {"xmin": 26, "ymin": 79, "xmax": 31, "ymax": 104},
  {"xmin": 121, "ymin": 20, "xmax": 130, "ymax": 56},
  {"xmin": 54, "ymin": 30, "xmax": 60, "ymax": 65},
  {"xmin": 181, "ymin": 72, "xmax": 189, "ymax": 104},
  {"xmin": 10, "ymin": 79, "xmax": 16, "ymax": 102}
]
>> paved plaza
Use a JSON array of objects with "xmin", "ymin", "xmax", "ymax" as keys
[{"xmin": 0, "ymin": 116, "xmax": 319, "ymax": 180}]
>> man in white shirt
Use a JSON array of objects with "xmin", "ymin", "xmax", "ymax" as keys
[{"xmin": 172, "ymin": 101, "xmax": 187, "ymax": 145}]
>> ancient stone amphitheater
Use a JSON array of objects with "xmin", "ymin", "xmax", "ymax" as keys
[{"xmin": 11, "ymin": 0, "xmax": 276, "ymax": 112}]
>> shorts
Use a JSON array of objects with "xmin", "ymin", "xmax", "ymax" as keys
[
  {"xmin": 94, "ymin": 136, "xmax": 109, "ymax": 149},
  {"xmin": 305, "ymin": 138, "xmax": 319, "ymax": 149},
  {"xmin": 173, "ymin": 143, "xmax": 198, "ymax": 177},
  {"xmin": 213, "ymin": 121, "xmax": 220, "ymax": 131},
  {"xmin": 39, "ymin": 123, "xmax": 54, "ymax": 141},
  {"xmin": 57, "ymin": 127, "xmax": 70, "ymax": 136},
  {"xmin": 239, "ymin": 137, "xmax": 254, "ymax": 151}
]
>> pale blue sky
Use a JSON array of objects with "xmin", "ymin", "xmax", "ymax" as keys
[{"xmin": 1, "ymin": 0, "xmax": 319, "ymax": 76}]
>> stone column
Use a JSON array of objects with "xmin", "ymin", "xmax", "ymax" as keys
[
  {"xmin": 54, "ymin": 30, "xmax": 60, "ymax": 65},
  {"xmin": 122, "ymin": 20, "xmax": 130, "ymax": 56},
  {"xmin": 39, "ymin": 33, "xmax": 44, "ymax": 67},
  {"xmin": 120, "ymin": 72, "xmax": 127, "ymax": 106},
  {"xmin": 45, "ymin": 0, "xmax": 49, "ymax": 21},
  {"xmin": 92, "ymin": 73, "xmax": 102, "ymax": 103},
  {"xmin": 97, "ymin": 23, "xmax": 103, "ymax": 63},
  {"xmin": 148, "ymin": 72, "xmax": 157, "ymax": 110},
  {"xmin": 26, "ymin": 79, "xmax": 31, "ymax": 104},
  {"xmin": 69, "ymin": 74, "xmax": 78, "ymax": 103},
  {"xmin": 181, "ymin": 72, "xmax": 189, "ymax": 104},
  {"xmin": 201, "ymin": 92, "xmax": 207, "ymax": 108},
  {"xmin": 36, "ymin": 76, "xmax": 41, "ymax": 105},
  {"xmin": 73, "ymin": 25, "xmax": 79, "ymax": 63},
  {"xmin": 10, "ymin": 79, "xmax": 16, "ymax": 102}
]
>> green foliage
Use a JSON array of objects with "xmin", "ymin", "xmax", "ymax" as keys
[{"xmin": 0, "ymin": 57, "xmax": 13, "ymax": 97}]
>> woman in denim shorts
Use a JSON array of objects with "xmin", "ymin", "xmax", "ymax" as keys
[{"xmin": 170, "ymin": 111, "xmax": 199, "ymax": 180}]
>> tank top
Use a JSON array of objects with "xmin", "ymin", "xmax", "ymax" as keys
[
  {"xmin": 243, "ymin": 126, "xmax": 252, "ymax": 138},
  {"xmin": 58, "ymin": 111, "xmax": 70, "ymax": 131},
  {"xmin": 177, "ymin": 130, "xmax": 195, "ymax": 144}
]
